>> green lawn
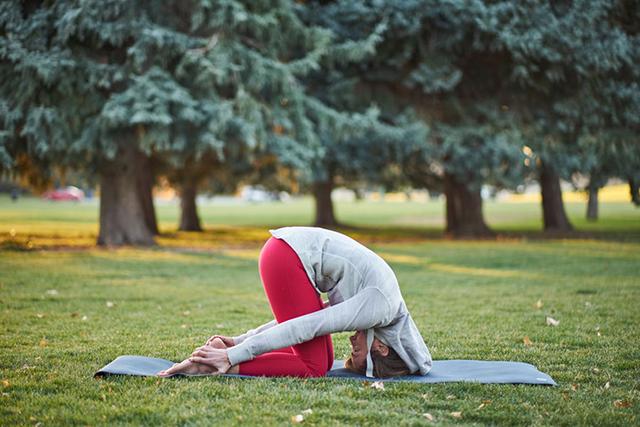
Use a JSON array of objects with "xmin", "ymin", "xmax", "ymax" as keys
[{"xmin": 1, "ymin": 197, "xmax": 639, "ymax": 425}]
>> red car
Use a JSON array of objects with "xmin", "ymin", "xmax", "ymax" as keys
[{"xmin": 42, "ymin": 186, "xmax": 85, "ymax": 201}]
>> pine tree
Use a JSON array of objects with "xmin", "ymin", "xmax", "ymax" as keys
[
  {"xmin": 304, "ymin": 1, "xmax": 527, "ymax": 237},
  {"xmin": 1, "ymin": 0, "xmax": 392, "ymax": 242}
]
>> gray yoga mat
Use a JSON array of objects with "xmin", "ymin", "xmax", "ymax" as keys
[{"xmin": 95, "ymin": 356, "xmax": 557, "ymax": 385}]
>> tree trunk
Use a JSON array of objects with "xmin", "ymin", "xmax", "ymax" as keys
[
  {"xmin": 586, "ymin": 186, "xmax": 599, "ymax": 221},
  {"xmin": 98, "ymin": 145, "xmax": 156, "ymax": 246},
  {"xmin": 539, "ymin": 161, "xmax": 573, "ymax": 232},
  {"xmin": 313, "ymin": 179, "xmax": 338, "ymax": 227},
  {"xmin": 136, "ymin": 152, "xmax": 159, "ymax": 235},
  {"xmin": 443, "ymin": 172, "xmax": 493, "ymax": 238},
  {"xmin": 179, "ymin": 178, "xmax": 203, "ymax": 231},
  {"xmin": 630, "ymin": 177, "xmax": 640, "ymax": 207}
]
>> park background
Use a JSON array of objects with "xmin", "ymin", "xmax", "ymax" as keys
[{"xmin": 1, "ymin": 0, "xmax": 639, "ymax": 425}]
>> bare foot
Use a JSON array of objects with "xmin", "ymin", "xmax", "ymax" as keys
[
  {"xmin": 157, "ymin": 338, "xmax": 236, "ymax": 377},
  {"xmin": 157, "ymin": 357, "xmax": 218, "ymax": 377}
]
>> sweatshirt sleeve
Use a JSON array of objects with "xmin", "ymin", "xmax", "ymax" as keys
[
  {"xmin": 232, "ymin": 319, "xmax": 278, "ymax": 345},
  {"xmin": 226, "ymin": 287, "xmax": 392, "ymax": 366}
]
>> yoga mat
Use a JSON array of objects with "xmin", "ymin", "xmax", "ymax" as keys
[{"xmin": 95, "ymin": 356, "xmax": 557, "ymax": 385}]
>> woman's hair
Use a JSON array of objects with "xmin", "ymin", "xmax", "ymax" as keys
[{"xmin": 345, "ymin": 346, "xmax": 411, "ymax": 378}]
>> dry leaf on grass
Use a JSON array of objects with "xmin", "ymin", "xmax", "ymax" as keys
[
  {"xmin": 546, "ymin": 316, "xmax": 560, "ymax": 327},
  {"xmin": 46, "ymin": 289, "xmax": 58, "ymax": 296},
  {"xmin": 613, "ymin": 400, "xmax": 631, "ymax": 408},
  {"xmin": 534, "ymin": 299, "xmax": 543, "ymax": 309},
  {"xmin": 301, "ymin": 409, "xmax": 313, "ymax": 415},
  {"xmin": 571, "ymin": 384, "xmax": 579, "ymax": 391},
  {"xmin": 450, "ymin": 411, "xmax": 462, "ymax": 419},
  {"xmin": 604, "ymin": 382, "xmax": 610, "ymax": 390},
  {"xmin": 81, "ymin": 315, "xmax": 88, "ymax": 321},
  {"xmin": 371, "ymin": 381, "xmax": 385, "ymax": 390},
  {"xmin": 39, "ymin": 338, "xmax": 48, "ymax": 348},
  {"xmin": 36, "ymin": 313, "xmax": 45, "ymax": 318},
  {"xmin": 291, "ymin": 414, "xmax": 304, "ymax": 423},
  {"xmin": 2, "ymin": 380, "xmax": 9, "ymax": 388},
  {"xmin": 422, "ymin": 413, "xmax": 434, "ymax": 421},
  {"xmin": 523, "ymin": 336, "xmax": 533, "ymax": 346},
  {"xmin": 446, "ymin": 394, "xmax": 456, "ymax": 400}
]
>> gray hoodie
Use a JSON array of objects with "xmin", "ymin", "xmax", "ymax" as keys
[{"xmin": 226, "ymin": 226, "xmax": 432, "ymax": 376}]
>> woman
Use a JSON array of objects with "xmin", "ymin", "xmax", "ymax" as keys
[{"xmin": 158, "ymin": 226, "xmax": 432, "ymax": 378}]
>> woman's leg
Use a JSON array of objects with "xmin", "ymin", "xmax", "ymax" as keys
[{"xmin": 238, "ymin": 237, "xmax": 334, "ymax": 377}]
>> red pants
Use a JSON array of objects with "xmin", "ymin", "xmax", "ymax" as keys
[{"xmin": 238, "ymin": 237, "xmax": 334, "ymax": 377}]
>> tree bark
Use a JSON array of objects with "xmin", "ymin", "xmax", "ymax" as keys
[
  {"xmin": 136, "ymin": 152, "xmax": 159, "ymax": 235},
  {"xmin": 98, "ymin": 145, "xmax": 156, "ymax": 246},
  {"xmin": 443, "ymin": 172, "xmax": 493, "ymax": 238},
  {"xmin": 630, "ymin": 177, "xmax": 640, "ymax": 207},
  {"xmin": 313, "ymin": 179, "xmax": 338, "ymax": 227},
  {"xmin": 539, "ymin": 161, "xmax": 573, "ymax": 232},
  {"xmin": 586, "ymin": 185, "xmax": 599, "ymax": 221},
  {"xmin": 179, "ymin": 178, "xmax": 203, "ymax": 231}
]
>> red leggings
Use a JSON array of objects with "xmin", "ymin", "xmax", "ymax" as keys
[{"xmin": 238, "ymin": 237, "xmax": 334, "ymax": 377}]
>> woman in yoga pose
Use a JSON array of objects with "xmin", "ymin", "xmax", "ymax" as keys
[{"xmin": 158, "ymin": 226, "xmax": 432, "ymax": 378}]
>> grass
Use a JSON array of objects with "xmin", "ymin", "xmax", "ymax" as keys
[{"xmin": 1, "ymin": 195, "xmax": 639, "ymax": 425}]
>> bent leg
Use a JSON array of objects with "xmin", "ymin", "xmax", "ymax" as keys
[{"xmin": 238, "ymin": 237, "xmax": 333, "ymax": 377}]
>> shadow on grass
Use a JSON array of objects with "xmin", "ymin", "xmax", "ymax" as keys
[{"xmin": 1, "ymin": 223, "xmax": 640, "ymax": 252}]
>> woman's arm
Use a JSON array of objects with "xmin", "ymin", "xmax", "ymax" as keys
[{"xmin": 226, "ymin": 288, "xmax": 392, "ymax": 366}]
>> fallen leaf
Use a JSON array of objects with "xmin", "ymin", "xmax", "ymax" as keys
[
  {"xmin": 46, "ymin": 289, "xmax": 58, "ymax": 296},
  {"xmin": 450, "ymin": 411, "xmax": 462, "ymax": 419},
  {"xmin": 446, "ymin": 394, "xmax": 456, "ymax": 400},
  {"xmin": 106, "ymin": 301, "xmax": 114, "ymax": 308},
  {"xmin": 301, "ymin": 409, "xmax": 313, "ymax": 415},
  {"xmin": 36, "ymin": 313, "xmax": 44, "ymax": 318},
  {"xmin": 181, "ymin": 324, "xmax": 188, "ymax": 329},
  {"xmin": 523, "ymin": 336, "xmax": 533, "ymax": 346},
  {"xmin": 482, "ymin": 399, "xmax": 492, "ymax": 404},
  {"xmin": 613, "ymin": 400, "xmax": 631, "ymax": 408},
  {"xmin": 604, "ymin": 382, "xmax": 610, "ymax": 390},
  {"xmin": 291, "ymin": 414, "xmax": 304, "ymax": 423},
  {"xmin": 534, "ymin": 299, "xmax": 543, "ymax": 309},
  {"xmin": 183, "ymin": 310, "xmax": 190, "ymax": 316},
  {"xmin": 81, "ymin": 315, "xmax": 88, "ymax": 321},
  {"xmin": 39, "ymin": 338, "xmax": 48, "ymax": 348},
  {"xmin": 422, "ymin": 413, "xmax": 434, "ymax": 421},
  {"xmin": 546, "ymin": 316, "xmax": 560, "ymax": 327},
  {"xmin": 592, "ymin": 368, "xmax": 600, "ymax": 374},
  {"xmin": 571, "ymin": 384, "xmax": 579, "ymax": 391},
  {"xmin": 70, "ymin": 312, "xmax": 79, "ymax": 318},
  {"xmin": 477, "ymin": 403, "xmax": 486, "ymax": 410},
  {"xmin": 2, "ymin": 380, "xmax": 9, "ymax": 388},
  {"xmin": 371, "ymin": 381, "xmax": 385, "ymax": 390}
]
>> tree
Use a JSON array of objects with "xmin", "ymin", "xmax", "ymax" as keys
[
  {"xmin": 0, "ymin": 0, "xmax": 371, "ymax": 244},
  {"xmin": 479, "ymin": 0, "xmax": 640, "ymax": 231},
  {"xmin": 304, "ymin": 1, "xmax": 527, "ymax": 237}
]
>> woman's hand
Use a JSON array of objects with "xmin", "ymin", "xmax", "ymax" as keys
[
  {"xmin": 189, "ymin": 347, "xmax": 232, "ymax": 374},
  {"xmin": 205, "ymin": 335, "xmax": 235, "ymax": 347}
]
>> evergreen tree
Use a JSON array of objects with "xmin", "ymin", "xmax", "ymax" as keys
[
  {"xmin": 1, "ymin": 0, "xmax": 389, "ymax": 242},
  {"xmin": 305, "ymin": 1, "xmax": 527, "ymax": 237},
  {"xmin": 478, "ymin": 0, "xmax": 640, "ymax": 231}
]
